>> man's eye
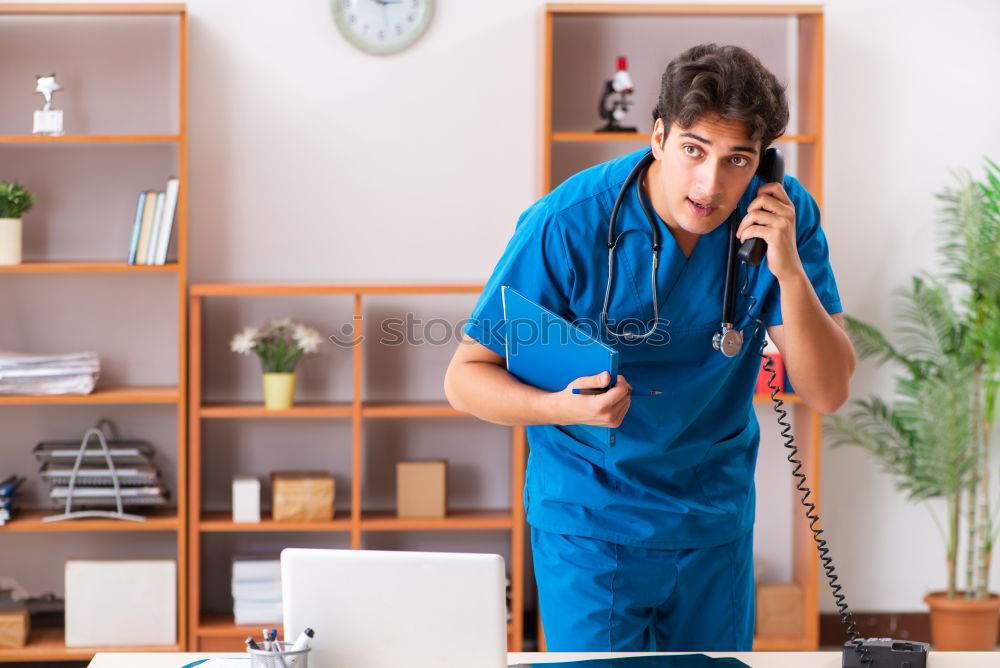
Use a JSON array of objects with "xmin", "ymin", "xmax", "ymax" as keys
[
  {"xmin": 683, "ymin": 145, "xmax": 702, "ymax": 157},
  {"xmin": 731, "ymin": 156, "xmax": 749, "ymax": 167}
]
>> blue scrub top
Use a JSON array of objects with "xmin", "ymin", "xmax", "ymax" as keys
[{"xmin": 464, "ymin": 148, "xmax": 842, "ymax": 549}]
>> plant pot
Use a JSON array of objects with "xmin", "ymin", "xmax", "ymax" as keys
[
  {"xmin": 924, "ymin": 591, "xmax": 1000, "ymax": 650},
  {"xmin": 0, "ymin": 217, "xmax": 22, "ymax": 265},
  {"xmin": 262, "ymin": 372, "xmax": 296, "ymax": 410}
]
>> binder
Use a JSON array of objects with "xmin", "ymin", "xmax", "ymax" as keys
[{"xmin": 500, "ymin": 286, "xmax": 618, "ymax": 447}]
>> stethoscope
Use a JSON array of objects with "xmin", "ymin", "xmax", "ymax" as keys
[{"xmin": 601, "ymin": 150, "xmax": 745, "ymax": 357}]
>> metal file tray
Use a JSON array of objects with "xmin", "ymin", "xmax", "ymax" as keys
[
  {"xmin": 48, "ymin": 485, "xmax": 169, "ymax": 507},
  {"xmin": 38, "ymin": 464, "xmax": 159, "ymax": 486},
  {"xmin": 32, "ymin": 439, "xmax": 155, "ymax": 465}
]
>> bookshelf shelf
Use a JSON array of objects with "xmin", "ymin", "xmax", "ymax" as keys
[
  {"xmin": 0, "ymin": 134, "xmax": 181, "ymax": 145},
  {"xmin": 198, "ymin": 511, "xmax": 352, "ymax": 533},
  {"xmin": 189, "ymin": 284, "xmax": 526, "ymax": 652},
  {"xmin": 0, "ymin": 261, "xmax": 179, "ymax": 273},
  {"xmin": 0, "ymin": 508, "xmax": 179, "ymax": 532},
  {"xmin": 0, "ymin": 3, "xmax": 190, "ymax": 662},
  {"xmin": 0, "ymin": 628, "xmax": 181, "ymax": 663},
  {"xmin": 551, "ymin": 132, "xmax": 817, "ymax": 143},
  {"xmin": 0, "ymin": 386, "xmax": 180, "ymax": 405}
]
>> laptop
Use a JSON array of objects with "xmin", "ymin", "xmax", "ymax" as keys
[{"xmin": 281, "ymin": 547, "xmax": 508, "ymax": 668}]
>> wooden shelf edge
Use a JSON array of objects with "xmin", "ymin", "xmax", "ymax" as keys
[
  {"xmin": 0, "ymin": 386, "xmax": 179, "ymax": 405},
  {"xmin": 551, "ymin": 132, "xmax": 817, "ymax": 143},
  {"xmin": 0, "ymin": 509, "xmax": 178, "ymax": 532},
  {"xmin": 0, "ymin": 261, "xmax": 180, "ymax": 273},
  {"xmin": 361, "ymin": 509, "xmax": 514, "ymax": 531},
  {"xmin": 0, "ymin": 4, "xmax": 186, "ymax": 15},
  {"xmin": 197, "ymin": 613, "xmax": 515, "ymax": 641},
  {"xmin": 199, "ymin": 511, "xmax": 352, "ymax": 533},
  {"xmin": 189, "ymin": 282, "xmax": 484, "ymax": 296},
  {"xmin": 0, "ymin": 134, "xmax": 181, "ymax": 144},
  {"xmin": 0, "ymin": 628, "xmax": 181, "ymax": 662},
  {"xmin": 546, "ymin": 4, "xmax": 824, "ymax": 16},
  {"xmin": 198, "ymin": 401, "xmax": 469, "ymax": 419}
]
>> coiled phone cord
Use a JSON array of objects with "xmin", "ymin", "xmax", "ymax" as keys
[{"xmin": 741, "ymin": 271, "xmax": 871, "ymax": 667}]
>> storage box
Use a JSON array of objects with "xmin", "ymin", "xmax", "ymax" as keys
[
  {"xmin": 396, "ymin": 460, "xmax": 447, "ymax": 518},
  {"xmin": 0, "ymin": 608, "xmax": 28, "ymax": 649},
  {"xmin": 232, "ymin": 476, "xmax": 261, "ymax": 523},
  {"xmin": 755, "ymin": 583, "xmax": 803, "ymax": 636},
  {"xmin": 271, "ymin": 471, "xmax": 334, "ymax": 522},
  {"xmin": 65, "ymin": 560, "xmax": 176, "ymax": 647}
]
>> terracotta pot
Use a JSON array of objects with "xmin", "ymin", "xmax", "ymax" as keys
[
  {"xmin": 924, "ymin": 591, "xmax": 1000, "ymax": 650},
  {"xmin": 262, "ymin": 372, "xmax": 296, "ymax": 410}
]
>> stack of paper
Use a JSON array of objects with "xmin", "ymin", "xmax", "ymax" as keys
[
  {"xmin": 232, "ymin": 558, "xmax": 282, "ymax": 625},
  {"xmin": 0, "ymin": 351, "xmax": 99, "ymax": 395}
]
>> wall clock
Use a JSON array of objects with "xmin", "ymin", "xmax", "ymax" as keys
[{"xmin": 332, "ymin": 0, "xmax": 434, "ymax": 55}]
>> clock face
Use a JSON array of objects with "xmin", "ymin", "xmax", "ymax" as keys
[{"xmin": 332, "ymin": 0, "xmax": 433, "ymax": 55}]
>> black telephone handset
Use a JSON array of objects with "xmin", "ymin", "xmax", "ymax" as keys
[{"xmin": 736, "ymin": 147, "xmax": 785, "ymax": 266}]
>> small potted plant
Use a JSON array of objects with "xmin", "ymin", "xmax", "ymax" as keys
[
  {"xmin": 230, "ymin": 318, "xmax": 323, "ymax": 410},
  {"xmin": 0, "ymin": 182, "xmax": 35, "ymax": 265}
]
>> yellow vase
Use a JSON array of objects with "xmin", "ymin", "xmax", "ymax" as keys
[{"xmin": 262, "ymin": 372, "xmax": 296, "ymax": 410}]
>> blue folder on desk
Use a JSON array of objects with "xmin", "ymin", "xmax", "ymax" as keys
[{"xmin": 501, "ymin": 286, "xmax": 618, "ymax": 447}]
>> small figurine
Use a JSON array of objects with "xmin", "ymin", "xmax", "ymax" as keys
[{"xmin": 596, "ymin": 57, "xmax": 637, "ymax": 133}]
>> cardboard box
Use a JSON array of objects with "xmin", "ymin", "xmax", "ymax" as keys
[
  {"xmin": 397, "ymin": 460, "xmax": 447, "ymax": 518},
  {"xmin": 271, "ymin": 471, "xmax": 334, "ymax": 522},
  {"xmin": 232, "ymin": 476, "xmax": 261, "ymax": 523},
  {"xmin": 755, "ymin": 583, "xmax": 803, "ymax": 636},
  {"xmin": 65, "ymin": 560, "xmax": 176, "ymax": 647},
  {"xmin": 0, "ymin": 608, "xmax": 28, "ymax": 649}
]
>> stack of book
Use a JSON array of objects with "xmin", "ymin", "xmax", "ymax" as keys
[
  {"xmin": 0, "ymin": 351, "xmax": 100, "ymax": 395},
  {"xmin": 33, "ymin": 435, "xmax": 169, "ymax": 510},
  {"xmin": 128, "ymin": 177, "xmax": 180, "ymax": 265},
  {"xmin": 0, "ymin": 476, "xmax": 24, "ymax": 526},
  {"xmin": 232, "ymin": 558, "xmax": 282, "ymax": 625}
]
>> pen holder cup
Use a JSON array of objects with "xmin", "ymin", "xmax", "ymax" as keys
[{"xmin": 248, "ymin": 642, "xmax": 309, "ymax": 668}]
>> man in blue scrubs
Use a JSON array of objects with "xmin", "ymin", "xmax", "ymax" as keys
[{"xmin": 444, "ymin": 44, "xmax": 855, "ymax": 651}]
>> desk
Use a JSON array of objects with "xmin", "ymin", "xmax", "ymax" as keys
[{"xmin": 87, "ymin": 651, "xmax": 999, "ymax": 667}]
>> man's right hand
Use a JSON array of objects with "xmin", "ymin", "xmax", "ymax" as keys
[{"xmin": 544, "ymin": 371, "xmax": 632, "ymax": 428}]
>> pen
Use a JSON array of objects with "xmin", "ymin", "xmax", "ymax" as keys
[
  {"xmin": 286, "ymin": 627, "xmax": 314, "ymax": 667},
  {"xmin": 245, "ymin": 635, "xmax": 260, "ymax": 651},
  {"xmin": 261, "ymin": 628, "xmax": 270, "ymax": 651},
  {"xmin": 572, "ymin": 387, "xmax": 661, "ymax": 396}
]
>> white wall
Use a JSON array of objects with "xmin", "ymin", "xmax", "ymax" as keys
[{"xmin": 12, "ymin": 0, "xmax": 1000, "ymax": 613}]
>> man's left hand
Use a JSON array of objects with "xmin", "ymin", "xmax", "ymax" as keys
[{"xmin": 735, "ymin": 182, "xmax": 803, "ymax": 283}]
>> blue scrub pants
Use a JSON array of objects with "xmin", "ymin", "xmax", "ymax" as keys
[{"xmin": 531, "ymin": 526, "xmax": 755, "ymax": 652}]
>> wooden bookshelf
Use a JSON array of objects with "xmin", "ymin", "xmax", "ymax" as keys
[
  {"xmin": 537, "ymin": 3, "xmax": 824, "ymax": 652},
  {"xmin": 0, "ymin": 3, "xmax": 189, "ymax": 662},
  {"xmin": 188, "ymin": 283, "xmax": 527, "ymax": 652}
]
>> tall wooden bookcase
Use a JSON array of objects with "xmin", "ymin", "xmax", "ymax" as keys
[
  {"xmin": 0, "ymin": 3, "xmax": 188, "ymax": 662},
  {"xmin": 537, "ymin": 3, "xmax": 825, "ymax": 651},
  {"xmin": 187, "ymin": 283, "xmax": 526, "ymax": 651}
]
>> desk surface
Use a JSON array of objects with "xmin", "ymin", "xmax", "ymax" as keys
[{"xmin": 87, "ymin": 651, "xmax": 1000, "ymax": 667}]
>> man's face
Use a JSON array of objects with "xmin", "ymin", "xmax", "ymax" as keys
[{"xmin": 649, "ymin": 114, "xmax": 761, "ymax": 236}]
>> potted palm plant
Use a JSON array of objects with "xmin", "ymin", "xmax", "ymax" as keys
[
  {"xmin": 0, "ymin": 182, "xmax": 35, "ymax": 265},
  {"xmin": 230, "ymin": 318, "xmax": 323, "ymax": 409},
  {"xmin": 826, "ymin": 159, "xmax": 1000, "ymax": 650}
]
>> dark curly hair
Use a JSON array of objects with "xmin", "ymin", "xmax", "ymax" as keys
[{"xmin": 652, "ymin": 43, "xmax": 789, "ymax": 149}]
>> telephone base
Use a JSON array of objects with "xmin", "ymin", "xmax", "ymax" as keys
[{"xmin": 842, "ymin": 638, "xmax": 929, "ymax": 668}]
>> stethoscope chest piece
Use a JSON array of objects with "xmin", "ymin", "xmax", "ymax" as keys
[{"xmin": 712, "ymin": 323, "xmax": 743, "ymax": 358}]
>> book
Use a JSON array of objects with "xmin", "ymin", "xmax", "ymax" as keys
[
  {"xmin": 133, "ymin": 190, "xmax": 158, "ymax": 265},
  {"xmin": 153, "ymin": 177, "xmax": 180, "ymax": 265},
  {"xmin": 127, "ymin": 191, "xmax": 147, "ymax": 264},
  {"xmin": 146, "ymin": 191, "xmax": 166, "ymax": 265}
]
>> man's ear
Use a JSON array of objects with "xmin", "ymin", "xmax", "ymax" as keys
[{"xmin": 651, "ymin": 118, "xmax": 667, "ymax": 159}]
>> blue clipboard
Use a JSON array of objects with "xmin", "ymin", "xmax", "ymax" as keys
[{"xmin": 501, "ymin": 286, "xmax": 618, "ymax": 447}]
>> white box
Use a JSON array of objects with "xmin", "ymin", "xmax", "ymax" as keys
[
  {"xmin": 232, "ymin": 476, "xmax": 261, "ymax": 523},
  {"xmin": 65, "ymin": 560, "xmax": 176, "ymax": 647}
]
